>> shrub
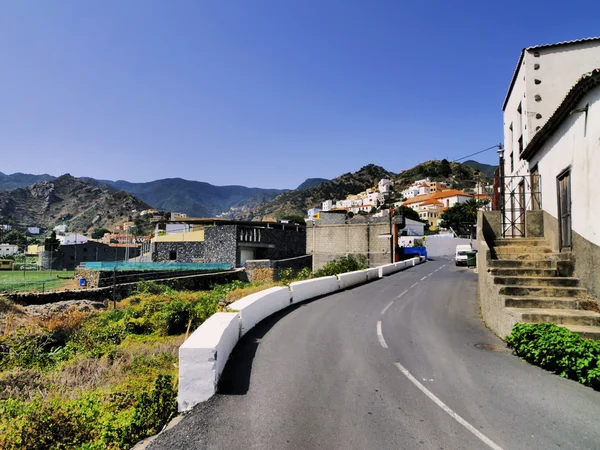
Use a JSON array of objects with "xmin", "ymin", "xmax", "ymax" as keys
[
  {"xmin": 314, "ymin": 254, "xmax": 367, "ymax": 278},
  {"xmin": 506, "ymin": 323, "xmax": 600, "ymax": 389}
]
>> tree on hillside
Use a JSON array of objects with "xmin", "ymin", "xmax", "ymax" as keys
[
  {"xmin": 280, "ymin": 214, "xmax": 306, "ymax": 225},
  {"xmin": 91, "ymin": 227, "xmax": 111, "ymax": 239},
  {"xmin": 439, "ymin": 159, "xmax": 452, "ymax": 178},
  {"xmin": 439, "ymin": 199, "xmax": 488, "ymax": 237},
  {"xmin": 44, "ymin": 231, "xmax": 60, "ymax": 251},
  {"xmin": 393, "ymin": 206, "xmax": 421, "ymax": 222},
  {"xmin": 4, "ymin": 230, "xmax": 28, "ymax": 249}
]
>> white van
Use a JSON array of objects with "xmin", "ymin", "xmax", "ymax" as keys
[{"xmin": 455, "ymin": 244, "xmax": 473, "ymax": 266}]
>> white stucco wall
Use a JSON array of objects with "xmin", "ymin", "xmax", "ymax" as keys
[
  {"xmin": 528, "ymin": 87, "xmax": 600, "ymax": 246},
  {"xmin": 504, "ymin": 41, "xmax": 600, "ymax": 179}
]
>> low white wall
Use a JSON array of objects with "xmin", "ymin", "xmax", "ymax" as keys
[
  {"xmin": 290, "ymin": 276, "xmax": 340, "ymax": 303},
  {"xmin": 178, "ymin": 312, "xmax": 240, "ymax": 411},
  {"xmin": 366, "ymin": 267, "xmax": 380, "ymax": 281},
  {"xmin": 228, "ymin": 286, "xmax": 292, "ymax": 337},
  {"xmin": 337, "ymin": 270, "xmax": 368, "ymax": 290},
  {"xmin": 380, "ymin": 263, "xmax": 397, "ymax": 276},
  {"xmin": 178, "ymin": 256, "xmax": 426, "ymax": 411}
]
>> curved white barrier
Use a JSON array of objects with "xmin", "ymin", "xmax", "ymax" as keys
[
  {"xmin": 228, "ymin": 287, "xmax": 292, "ymax": 337},
  {"xmin": 290, "ymin": 276, "xmax": 340, "ymax": 304},
  {"xmin": 337, "ymin": 270, "xmax": 369, "ymax": 290},
  {"xmin": 178, "ymin": 312, "xmax": 240, "ymax": 411},
  {"xmin": 178, "ymin": 257, "xmax": 426, "ymax": 411}
]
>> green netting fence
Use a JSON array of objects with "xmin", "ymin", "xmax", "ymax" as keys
[{"xmin": 81, "ymin": 261, "xmax": 231, "ymax": 272}]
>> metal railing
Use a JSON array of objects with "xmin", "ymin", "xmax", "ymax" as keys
[{"xmin": 496, "ymin": 174, "xmax": 542, "ymax": 238}]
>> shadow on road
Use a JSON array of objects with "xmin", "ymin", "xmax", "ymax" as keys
[{"xmin": 218, "ymin": 297, "xmax": 320, "ymax": 396}]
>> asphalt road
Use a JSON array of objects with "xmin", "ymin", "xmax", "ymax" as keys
[{"xmin": 150, "ymin": 258, "xmax": 600, "ymax": 450}]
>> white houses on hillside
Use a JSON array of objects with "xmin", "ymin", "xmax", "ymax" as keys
[{"xmin": 500, "ymin": 36, "xmax": 600, "ymax": 300}]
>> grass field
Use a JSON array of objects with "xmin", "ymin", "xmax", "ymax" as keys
[{"xmin": 0, "ymin": 270, "xmax": 75, "ymax": 293}]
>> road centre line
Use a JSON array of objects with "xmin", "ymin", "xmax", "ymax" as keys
[
  {"xmin": 421, "ymin": 276, "xmax": 427, "ymax": 281},
  {"xmin": 394, "ymin": 362, "xmax": 504, "ymax": 450},
  {"xmin": 410, "ymin": 282, "xmax": 418, "ymax": 289},
  {"xmin": 380, "ymin": 301, "xmax": 394, "ymax": 315},
  {"xmin": 376, "ymin": 321, "xmax": 388, "ymax": 348},
  {"xmin": 396, "ymin": 289, "xmax": 408, "ymax": 299}
]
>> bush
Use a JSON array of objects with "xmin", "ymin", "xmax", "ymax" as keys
[
  {"xmin": 506, "ymin": 323, "xmax": 600, "ymax": 388},
  {"xmin": 314, "ymin": 255, "xmax": 367, "ymax": 278}
]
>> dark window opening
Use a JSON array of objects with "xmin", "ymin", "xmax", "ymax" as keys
[{"xmin": 169, "ymin": 250, "xmax": 177, "ymax": 260}]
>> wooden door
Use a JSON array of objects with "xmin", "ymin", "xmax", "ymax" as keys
[{"xmin": 557, "ymin": 170, "xmax": 572, "ymax": 249}]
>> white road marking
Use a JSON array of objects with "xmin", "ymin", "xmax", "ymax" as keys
[
  {"xmin": 410, "ymin": 282, "xmax": 418, "ymax": 289},
  {"xmin": 396, "ymin": 290, "xmax": 408, "ymax": 299},
  {"xmin": 380, "ymin": 301, "xmax": 394, "ymax": 315},
  {"xmin": 421, "ymin": 276, "xmax": 427, "ymax": 281},
  {"xmin": 394, "ymin": 362, "xmax": 504, "ymax": 450},
  {"xmin": 376, "ymin": 321, "xmax": 388, "ymax": 348}
]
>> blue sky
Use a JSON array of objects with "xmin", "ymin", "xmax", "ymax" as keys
[{"xmin": 1, "ymin": 1, "xmax": 599, "ymax": 189}]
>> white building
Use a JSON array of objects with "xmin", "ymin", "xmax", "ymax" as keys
[
  {"xmin": 170, "ymin": 212, "xmax": 188, "ymax": 220},
  {"xmin": 58, "ymin": 234, "xmax": 89, "ymax": 245},
  {"xmin": 401, "ymin": 186, "xmax": 421, "ymax": 199},
  {"xmin": 0, "ymin": 225, "xmax": 12, "ymax": 232},
  {"xmin": 307, "ymin": 208, "xmax": 321, "ymax": 219},
  {"xmin": 27, "ymin": 227, "xmax": 40, "ymax": 235},
  {"xmin": 378, "ymin": 178, "xmax": 392, "ymax": 194},
  {"xmin": 0, "ymin": 244, "xmax": 19, "ymax": 257},
  {"xmin": 500, "ymin": 37, "xmax": 600, "ymax": 301},
  {"xmin": 418, "ymin": 183, "xmax": 431, "ymax": 196},
  {"xmin": 322, "ymin": 200, "xmax": 333, "ymax": 211},
  {"xmin": 503, "ymin": 37, "xmax": 600, "ymax": 180},
  {"xmin": 53, "ymin": 224, "xmax": 68, "ymax": 234}
]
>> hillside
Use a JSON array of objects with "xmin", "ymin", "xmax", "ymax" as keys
[
  {"xmin": 234, "ymin": 164, "xmax": 395, "ymax": 220},
  {"xmin": 0, "ymin": 175, "xmax": 151, "ymax": 233},
  {"xmin": 0, "ymin": 171, "xmax": 56, "ymax": 190},
  {"xmin": 296, "ymin": 178, "xmax": 329, "ymax": 190},
  {"xmin": 101, "ymin": 178, "xmax": 286, "ymax": 218},
  {"xmin": 394, "ymin": 160, "xmax": 490, "ymax": 193},
  {"xmin": 462, "ymin": 160, "xmax": 498, "ymax": 178}
]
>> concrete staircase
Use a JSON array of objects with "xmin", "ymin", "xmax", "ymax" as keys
[{"xmin": 490, "ymin": 238, "xmax": 600, "ymax": 339}]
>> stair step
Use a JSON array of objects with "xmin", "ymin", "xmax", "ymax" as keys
[
  {"xmin": 494, "ymin": 238, "xmax": 548, "ymax": 247},
  {"xmin": 560, "ymin": 324, "xmax": 600, "ymax": 340},
  {"xmin": 490, "ymin": 268, "xmax": 557, "ymax": 277},
  {"xmin": 507, "ymin": 308, "xmax": 600, "ymax": 327},
  {"xmin": 494, "ymin": 246, "xmax": 553, "ymax": 255},
  {"xmin": 489, "ymin": 259, "xmax": 555, "ymax": 269},
  {"xmin": 499, "ymin": 285, "xmax": 588, "ymax": 298},
  {"xmin": 504, "ymin": 296, "xmax": 591, "ymax": 310},
  {"xmin": 495, "ymin": 253, "xmax": 560, "ymax": 261},
  {"xmin": 494, "ymin": 276, "xmax": 580, "ymax": 287}
]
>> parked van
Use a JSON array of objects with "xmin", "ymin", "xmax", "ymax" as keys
[{"xmin": 455, "ymin": 244, "xmax": 473, "ymax": 266}]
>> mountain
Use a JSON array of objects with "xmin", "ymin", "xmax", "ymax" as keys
[
  {"xmin": 101, "ymin": 178, "xmax": 287, "ymax": 218},
  {"xmin": 395, "ymin": 160, "xmax": 490, "ymax": 192},
  {"xmin": 0, "ymin": 175, "xmax": 151, "ymax": 233},
  {"xmin": 462, "ymin": 160, "xmax": 498, "ymax": 178},
  {"xmin": 296, "ymin": 178, "xmax": 329, "ymax": 190},
  {"xmin": 234, "ymin": 164, "xmax": 395, "ymax": 220},
  {"xmin": 0, "ymin": 172, "xmax": 56, "ymax": 190}
]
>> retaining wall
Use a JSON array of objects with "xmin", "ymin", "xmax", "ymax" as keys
[
  {"xmin": 228, "ymin": 287, "xmax": 292, "ymax": 336},
  {"xmin": 289, "ymin": 276, "xmax": 340, "ymax": 304}
]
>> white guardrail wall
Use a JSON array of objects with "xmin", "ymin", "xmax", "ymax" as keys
[{"xmin": 178, "ymin": 256, "xmax": 425, "ymax": 411}]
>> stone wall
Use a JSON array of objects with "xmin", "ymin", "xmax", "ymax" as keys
[
  {"xmin": 7, "ymin": 270, "xmax": 246, "ymax": 306},
  {"xmin": 204, "ymin": 226, "xmax": 238, "ymax": 267},
  {"xmin": 153, "ymin": 242, "xmax": 205, "ymax": 262},
  {"xmin": 306, "ymin": 221, "xmax": 393, "ymax": 270},
  {"xmin": 40, "ymin": 242, "xmax": 140, "ymax": 271},
  {"xmin": 244, "ymin": 255, "xmax": 312, "ymax": 283}
]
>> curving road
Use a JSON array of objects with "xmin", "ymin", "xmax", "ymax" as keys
[{"xmin": 150, "ymin": 258, "xmax": 600, "ymax": 450}]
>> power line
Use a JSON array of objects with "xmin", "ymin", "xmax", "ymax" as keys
[{"xmin": 453, "ymin": 144, "xmax": 501, "ymax": 163}]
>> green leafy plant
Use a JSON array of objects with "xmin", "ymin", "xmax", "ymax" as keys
[
  {"xmin": 506, "ymin": 323, "xmax": 600, "ymax": 389},
  {"xmin": 313, "ymin": 254, "xmax": 367, "ymax": 278}
]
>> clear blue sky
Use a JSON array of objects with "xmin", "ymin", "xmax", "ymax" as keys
[{"xmin": 1, "ymin": 1, "xmax": 599, "ymax": 189}]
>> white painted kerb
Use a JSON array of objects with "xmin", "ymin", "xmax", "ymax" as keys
[
  {"xmin": 228, "ymin": 286, "xmax": 291, "ymax": 337},
  {"xmin": 290, "ymin": 276, "xmax": 340, "ymax": 303},
  {"xmin": 337, "ymin": 270, "xmax": 368, "ymax": 289},
  {"xmin": 178, "ymin": 312, "xmax": 239, "ymax": 411}
]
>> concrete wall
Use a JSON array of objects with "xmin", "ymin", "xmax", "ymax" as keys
[
  {"xmin": 337, "ymin": 270, "xmax": 368, "ymax": 290},
  {"xmin": 504, "ymin": 41, "xmax": 600, "ymax": 178},
  {"xmin": 228, "ymin": 287, "xmax": 291, "ymax": 336},
  {"xmin": 476, "ymin": 215, "xmax": 518, "ymax": 338},
  {"xmin": 422, "ymin": 236, "xmax": 477, "ymax": 257},
  {"xmin": 289, "ymin": 276, "xmax": 339, "ymax": 303},
  {"xmin": 178, "ymin": 312, "xmax": 240, "ymax": 411},
  {"xmin": 306, "ymin": 221, "xmax": 393, "ymax": 270}
]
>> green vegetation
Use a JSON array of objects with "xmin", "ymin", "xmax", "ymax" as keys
[
  {"xmin": 506, "ymin": 323, "xmax": 600, "ymax": 389},
  {"xmin": 314, "ymin": 255, "xmax": 367, "ymax": 278},
  {"xmin": 0, "ymin": 280, "xmax": 267, "ymax": 449},
  {"xmin": 439, "ymin": 198, "xmax": 489, "ymax": 236},
  {"xmin": 91, "ymin": 227, "xmax": 111, "ymax": 239},
  {"xmin": 0, "ymin": 271, "xmax": 75, "ymax": 293}
]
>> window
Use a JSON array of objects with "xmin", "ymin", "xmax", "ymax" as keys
[
  {"xmin": 518, "ymin": 136, "xmax": 523, "ymax": 154},
  {"xmin": 510, "ymin": 152, "xmax": 514, "ymax": 173},
  {"xmin": 169, "ymin": 250, "xmax": 177, "ymax": 260}
]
